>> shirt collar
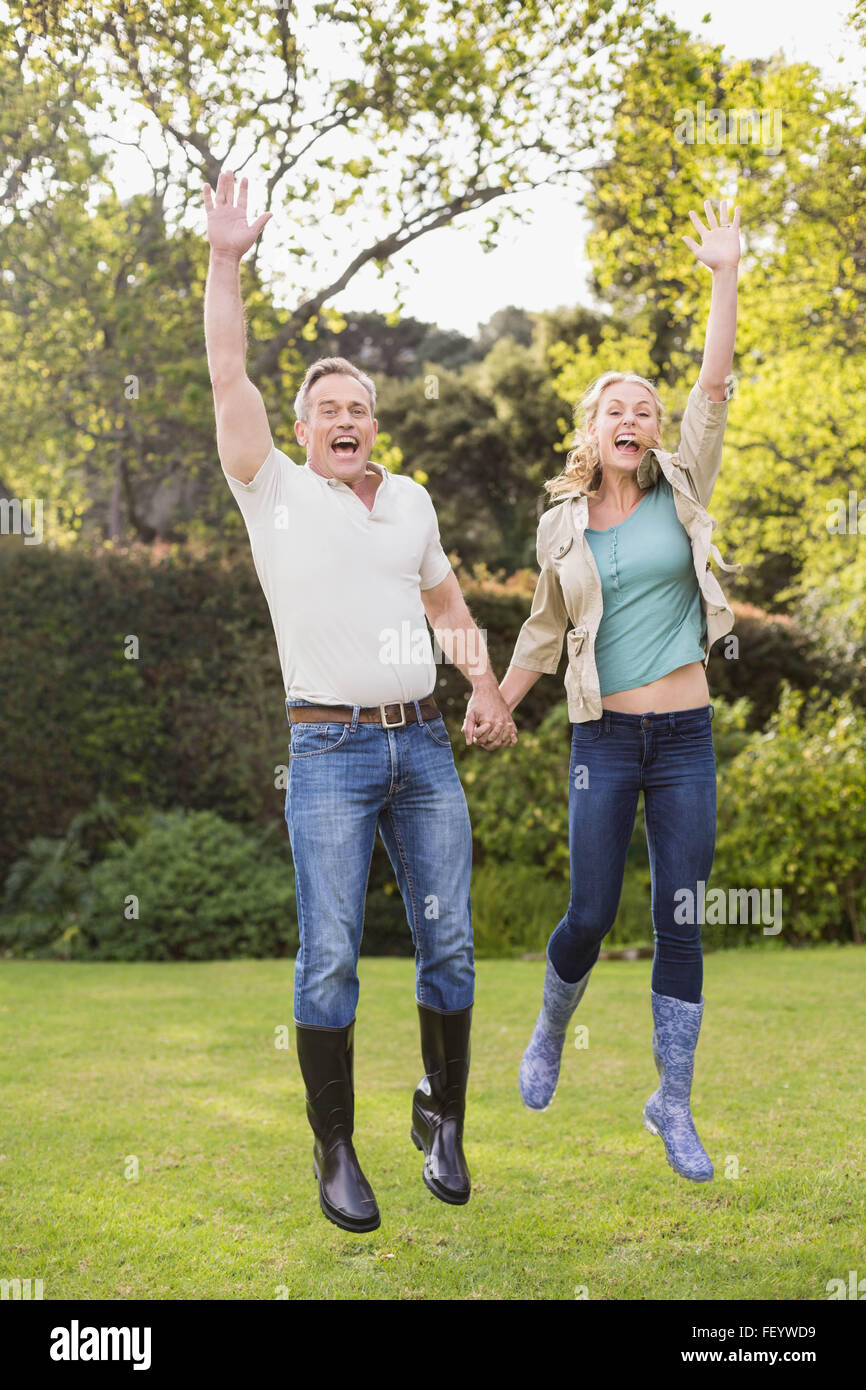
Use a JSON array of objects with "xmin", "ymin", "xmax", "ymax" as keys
[
  {"xmin": 574, "ymin": 447, "xmax": 662, "ymax": 501},
  {"xmin": 304, "ymin": 459, "xmax": 388, "ymax": 490},
  {"xmin": 636, "ymin": 448, "xmax": 662, "ymax": 489}
]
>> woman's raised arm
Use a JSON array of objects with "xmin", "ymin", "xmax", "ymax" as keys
[{"xmin": 683, "ymin": 197, "xmax": 740, "ymax": 400}]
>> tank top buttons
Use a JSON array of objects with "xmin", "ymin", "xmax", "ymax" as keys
[{"xmin": 609, "ymin": 532, "xmax": 620, "ymax": 596}]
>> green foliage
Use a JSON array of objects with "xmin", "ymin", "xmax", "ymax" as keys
[
  {"xmin": 707, "ymin": 691, "xmax": 755, "ymax": 763},
  {"xmin": 0, "ymin": 544, "xmax": 555, "ymax": 877},
  {"xmin": 0, "ymin": 836, "xmax": 89, "ymax": 958},
  {"xmin": 461, "ymin": 694, "xmax": 754, "ymax": 878},
  {"xmin": 0, "ymin": 545, "xmax": 284, "ymax": 877},
  {"xmin": 295, "ymin": 309, "xmax": 480, "ymax": 378},
  {"xmin": 469, "ymin": 861, "xmax": 567, "ymax": 958},
  {"xmin": 469, "ymin": 859, "xmax": 660, "ymax": 958},
  {"xmin": 713, "ymin": 684, "xmax": 866, "ymax": 944},
  {"xmin": 459, "ymin": 701, "xmax": 572, "ymax": 875},
  {"xmin": 550, "ymin": 33, "xmax": 866, "ymax": 620},
  {"xmin": 460, "ymin": 690, "xmax": 863, "ymax": 949},
  {"xmin": 4, "ymin": 683, "xmax": 861, "ymax": 960},
  {"xmin": 1, "ymin": 543, "xmax": 852, "ymax": 927},
  {"xmin": 376, "ymin": 357, "xmax": 551, "ymax": 571},
  {"xmin": 0, "ymin": 794, "xmax": 142, "ymax": 957},
  {"xmin": 78, "ymin": 810, "xmax": 296, "ymax": 962},
  {"xmin": 789, "ymin": 576, "xmax": 866, "ymax": 708},
  {"xmin": 0, "ymin": 795, "xmax": 444, "ymax": 961},
  {"xmin": 1, "ymin": 807, "xmax": 297, "ymax": 961},
  {"xmin": 1, "ymin": 0, "xmax": 657, "ymax": 544}
]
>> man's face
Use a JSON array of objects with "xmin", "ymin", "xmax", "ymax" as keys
[
  {"xmin": 589, "ymin": 382, "xmax": 660, "ymax": 473},
  {"xmin": 294, "ymin": 373, "xmax": 378, "ymax": 482}
]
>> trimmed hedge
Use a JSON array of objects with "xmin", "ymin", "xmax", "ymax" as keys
[
  {"xmin": 2, "ymin": 544, "xmax": 858, "ymax": 957},
  {"xmin": 0, "ymin": 545, "xmax": 835, "ymax": 878},
  {"xmin": 6, "ymin": 684, "xmax": 862, "ymax": 958}
]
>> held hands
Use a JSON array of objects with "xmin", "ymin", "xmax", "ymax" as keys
[
  {"xmin": 203, "ymin": 170, "xmax": 272, "ymax": 259},
  {"xmin": 683, "ymin": 198, "xmax": 741, "ymax": 272},
  {"xmin": 462, "ymin": 683, "xmax": 518, "ymax": 750}
]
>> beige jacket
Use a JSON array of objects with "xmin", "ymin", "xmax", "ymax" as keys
[{"xmin": 509, "ymin": 377, "xmax": 742, "ymax": 722}]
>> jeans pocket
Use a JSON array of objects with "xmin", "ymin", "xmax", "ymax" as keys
[
  {"xmin": 289, "ymin": 721, "xmax": 351, "ymax": 757},
  {"xmin": 668, "ymin": 707, "xmax": 713, "ymax": 739},
  {"xmin": 572, "ymin": 718, "xmax": 602, "ymax": 743},
  {"xmin": 420, "ymin": 715, "xmax": 452, "ymax": 748}
]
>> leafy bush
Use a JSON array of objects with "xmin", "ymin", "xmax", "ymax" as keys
[
  {"xmin": 458, "ymin": 694, "xmax": 754, "ymax": 878},
  {"xmin": 457, "ymin": 702, "xmax": 573, "ymax": 875},
  {"xmin": 469, "ymin": 862, "xmax": 568, "ymax": 957},
  {"xmin": 1, "ymin": 808, "xmax": 297, "ymax": 961},
  {"xmin": 77, "ymin": 809, "xmax": 297, "ymax": 960},
  {"xmin": 470, "ymin": 860, "xmax": 654, "ymax": 958},
  {"xmin": 0, "ymin": 835, "xmax": 89, "ymax": 957},
  {"xmin": 0, "ymin": 796, "xmax": 146, "ymax": 957},
  {"xmin": 0, "ymin": 546, "xmax": 287, "ymax": 881},
  {"xmin": 712, "ymin": 684, "xmax": 866, "ymax": 943},
  {"xmin": 461, "ymin": 690, "xmax": 862, "ymax": 954}
]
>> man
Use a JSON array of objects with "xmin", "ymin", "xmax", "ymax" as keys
[{"xmin": 203, "ymin": 171, "xmax": 516, "ymax": 1233}]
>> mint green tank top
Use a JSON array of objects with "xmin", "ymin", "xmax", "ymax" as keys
[{"xmin": 584, "ymin": 476, "xmax": 707, "ymax": 697}]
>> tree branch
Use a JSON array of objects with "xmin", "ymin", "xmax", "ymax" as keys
[{"xmin": 251, "ymin": 182, "xmax": 526, "ymax": 377}]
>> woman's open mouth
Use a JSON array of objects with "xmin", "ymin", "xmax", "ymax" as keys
[
  {"xmin": 330, "ymin": 435, "xmax": 360, "ymax": 459},
  {"xmin": 614, "ymin": 434, "xmax": 641, "ymax": 456}
]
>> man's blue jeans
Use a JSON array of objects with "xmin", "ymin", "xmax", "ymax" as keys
[
  {"xmin": 285, "ymin": 699, "xmax": 475, "ymax": 1028},
  {"xmin": 548, "ymin": 704, "xmax": 717, "ymax": 1003}
]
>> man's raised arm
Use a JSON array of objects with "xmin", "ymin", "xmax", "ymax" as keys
[{"xmin": 203, "ymin": 171, "xmax": 274, "ymax": 484}]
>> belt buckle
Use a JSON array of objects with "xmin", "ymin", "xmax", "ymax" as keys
[{"xmin": 379, "ymin": 701, "xmax": 406, "ymax": 728}]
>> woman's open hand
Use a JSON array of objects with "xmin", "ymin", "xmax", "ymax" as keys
[{"xmin": 683, "ymin": 198, "xmax": 741, "ymax": 272}]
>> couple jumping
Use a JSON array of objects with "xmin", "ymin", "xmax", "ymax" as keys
[{"xmin": 204, "ymin": 173, "xmax": 742, "ymax": 1233}]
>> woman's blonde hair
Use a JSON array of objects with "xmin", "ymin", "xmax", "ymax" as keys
[{"xmin": 546, "ymin": 371, "xmax": 666, "ymax": 499}]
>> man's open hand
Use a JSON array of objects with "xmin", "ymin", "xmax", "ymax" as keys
[{"xmin": 204, "ymin": 171, "xmax": 272, "ymax": 259}]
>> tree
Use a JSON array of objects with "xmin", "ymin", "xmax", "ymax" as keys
[
  {"xmin": 549, "ymin": 29, "xmax": 866, "ymax": 623},
  {"xmin": 1, "ymin": 0, "xmax": 665, "ymax": 541},
  {"xmin": 294, "ymin": 308, "xmax": 475, "ymax": 379},
  {"xmin": 377, "ymin": 307, "xmax": 596, "ymax": 570}
]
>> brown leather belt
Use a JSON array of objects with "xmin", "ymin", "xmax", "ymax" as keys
[{"xmin": 288, "ymin": 696, "xmax": 440, "ymax": 728}]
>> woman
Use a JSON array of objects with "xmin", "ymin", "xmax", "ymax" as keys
[{"xmin": 481, "ymin": 199, "xmax": 742, "ymax": 1181}]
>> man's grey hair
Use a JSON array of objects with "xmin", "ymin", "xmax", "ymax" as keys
[{"xmin": 293, "ymin": 356, "xmax": 377, "ymax": 423}]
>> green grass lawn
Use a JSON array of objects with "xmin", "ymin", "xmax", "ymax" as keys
[{"xmin": 1, "ymin": 948, "xmax": 863, "ymax": 1301}]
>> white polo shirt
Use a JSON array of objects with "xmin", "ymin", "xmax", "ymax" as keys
[{"xmin": 223, "ymin": 445, "xmax": 453, "ymax": 706}]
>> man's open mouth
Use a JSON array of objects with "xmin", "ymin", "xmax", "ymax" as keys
[
  {"xmin": 614, "ymin": 434, "xmax": 641, "ymax": 455},
  {"xmin": 330, "ymin": 435, "xmax": 360, "ymax": 458}
]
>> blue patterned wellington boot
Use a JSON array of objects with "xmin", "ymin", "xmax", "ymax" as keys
[
  {"xmin": 518, "ymin": 955, "xmax": 593, "ymax": 1111},
  {"xmin": 642, "ymin": 990, "xmax": 714, "ymax": 1182}
]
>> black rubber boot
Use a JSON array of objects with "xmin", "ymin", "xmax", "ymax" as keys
[
  {"xmin": 295, "ymin": 1021, "xmax": 380, "ymax": 1233},
  {"xmin": 410, "ymin": 1003, "xmax": 472, "ymax": 1205}
]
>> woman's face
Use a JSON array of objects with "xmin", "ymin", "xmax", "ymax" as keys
[{"xmin": 590, "ymin": 382, "xmax": 660, "ymax": 473}]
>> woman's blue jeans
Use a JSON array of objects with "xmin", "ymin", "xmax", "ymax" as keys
[
  {"xmin": 284, "ymin": 699, "xmax": 475, "ymax": 1028},
  {"xmin": 548, "ymin": 704, "xmax": 717, "ymax": 1003}
]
